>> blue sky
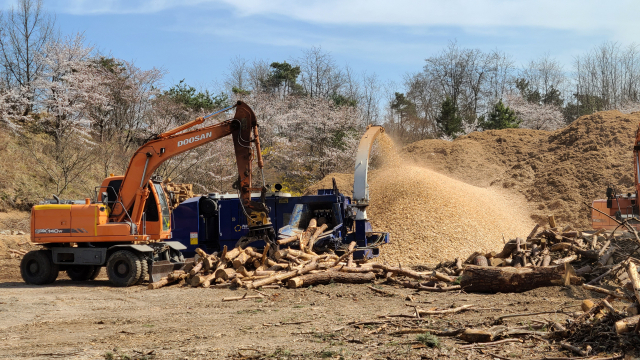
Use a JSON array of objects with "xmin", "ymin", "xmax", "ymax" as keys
[{"xmin": 2, "ymin": 0, "xmax": 638, "ymax": 91}]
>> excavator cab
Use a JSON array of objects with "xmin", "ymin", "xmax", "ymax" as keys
[{"xmin": 97, "ymin": 176, "xmax": 172, "ymax": 240}]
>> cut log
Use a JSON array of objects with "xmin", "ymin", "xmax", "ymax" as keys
[
  {"xmin": 460, "ymin": 265, "xmax": 576, "ymax": 293},
  {"xmin": 548, "ymin": 215, "xmax": 557, "ymax": 228},
  {"xmin": 549, "ymin": 243, "xmax": 599, "ymax": 259},
  {"xmin": 598, "ymin": 247, "xmax": 615, "ymax": 267},
  {"xmin": 215, "ymin": 268, "xmax": 237, "ymax": 281},
  {"xmin": 203, "ymin": 255, "xmax": 219, "ymax": 272},
  {"xmin": 552, "ymin": 255, "xmax": 578, "ymax": 265},
  {"xmin": 232, "ymin": 250, "xmax": 251, "ymax": 269},
  {"xmin": 189, "ymin": 262, "xmax": 203, "ymax": 276},
  {"xmin": 575, "ymin": 265, "xmax": 592, "ymax": 276},
  {"xmin": 495, "ymin": 242, "xmax": 518, "ymax": 259},
  {"xmin": 542, "ymin": 255, "xmax": 551, "ymax": 267},
  {"xmin": 346, "ymin": 241, "xmax": 357, "ymax": 267},
  {"xmin": 225, "ymin": 247, "xmax": 242, "ymax": 262},
  {"xmin": 474, "ymin": 255, "xmax": 488, "ymax": 267},
  {"xmin": 191, "ymin": 272, "xmax": 216, "ymax": 287},
  {"xmin": 277, "ymin": 233, "xmax": 301, "ymax": 245},
  {"xmin": 615, "ymin": 315, "xmax": 640, "ymax": 334},
  {"xmin": 260, "ymin": 243, "xmax": 270, "ymax": 267},
  {"xmin": 287, "ymin": 271, "xmax": 375, "ymax": 288},
  {"xmin": 627, "ymin": 262, "xmax": 640, "ymax": 302}
]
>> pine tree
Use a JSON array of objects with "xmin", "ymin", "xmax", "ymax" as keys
[
  {"xmin": 480, "ymin": 99, "xmax": 520, "ymax": 130},
  {"xmin": 435, "ymin": 96, "xmax": 463, "ymax": 138}
]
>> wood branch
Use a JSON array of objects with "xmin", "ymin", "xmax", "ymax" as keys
[
  {"xmin": 417, "ymin": 304, "xmax": 473, "ymax": 315},
  {"xmin": 496, "ymin": 311, "xmax": 568, "ymax": 321},
  {"xmin": 367, "ymin": 285, "xmax": 396, "ymax": 296},
  {"xmin": 560, "ymin": 342, "xmax": 589, "ymax": 357},
  {"xmin": 222, "ymin": 293, "xmax": 264, "ymax": 302},
  {"xmin": 308, "ymin": 223, "xmax": 328, "ymax": 250},
  {"xmin": 331, "ymin": 243, "xmax": 357, "ymax": 267},
  {"xmin": 527, "ymin": 224, "xmax": 541, "ymax": 240},
  {"xmin": 299, "ymin": 218, "xmax": 317, "ymax": 251},
  {"xmin": 458, "ymin": 339, "xmax": 522, "ymax": 349},
  {"xmin": 416, "ymin": 285, "xmax": 461, "ymax": 292},
  {"xmin": 582, "ymin": 284, "xmax": 630, "ymax": 300},
  {"xmin": 287, "ymin": 271, "xmax": 375, "ymax": 288},
  {"xmin": 614, "ymin": 315, "xmax": 640, "ymax": 334},
  {"xmin": 598, "ymin": 240, "xmax": 611, "ymax": 256},
  {"xmin": 458, "ymin": 329, "xmax": 494, "ymax": 343},
  {"xmin": 371, "ymin": 264, "xmax": 431, "ymax": 280},
  {"xmin": 460, "ymin": 265, "xmax": 577, "ymax": 293},
  {"xmin": 389, "ymin": 328, "xmax": 463, "ymax": 336}
]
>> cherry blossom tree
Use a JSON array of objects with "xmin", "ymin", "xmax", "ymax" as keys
[{"xmin": 505, "ymin": 93, "xmax": 565, "ymax": 131}]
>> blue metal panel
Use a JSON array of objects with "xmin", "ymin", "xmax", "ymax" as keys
[{"xmin": 171, "ymin": 197, "xmax": 200, "ymax": 255}]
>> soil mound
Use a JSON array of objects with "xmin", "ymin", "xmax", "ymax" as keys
[{"xmin": 404, "ymin": 110, "xmax": 640, "ymax": 228}]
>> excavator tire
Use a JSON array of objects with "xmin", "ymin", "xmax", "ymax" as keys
[
  {"xmin": 135, "ymin": 257, "xmax": 149, "ymax": 285},
  {"xmin": 20, "ymin": 250, "xmax": 59, "ymax": 285},
  {"xmin": 66, "ymin": 265, "xmax": 97, "ymax": 281},
  {"xmin": 89, "ymin": 266, "xmax": 101, "ymax": 280},
  {"xmin": 106, "ymin": 250, "xmax": 142, "ymax": 287}
]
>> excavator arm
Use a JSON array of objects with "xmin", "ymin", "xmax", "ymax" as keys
[{"xmin": 111, "ymin": 101, "xmax": 270, "ymax": 234}]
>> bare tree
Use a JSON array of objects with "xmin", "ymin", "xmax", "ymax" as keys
[
  {"xmin": 298, "ymin": 46, "xmax": 344, "ymax": 98},
  {"xmin": 0, "ymin": 0, "xmax": 56, "ymax": 113},
  {"xmin": 360, "ymin": 71, "xmax": 381, "ymax": 126},
  {"xmin": 224, "ymin": 55, "xmax": 248, "ymax": 93},
  {"xmin": 246, "ymin": 58, "xmax": 270, "ymax": 93},
  {"xmin": 520, "ymin": 54, "xmax": 565, "ymax": 105}
]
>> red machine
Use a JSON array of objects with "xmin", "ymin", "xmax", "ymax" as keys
[
  {"xmin": 22, "ymin": 101, "xmax": 274, "ymax": 286},
  {"xmin": 591, "ymin": 124, "xmax": 640, "ymax": 230}
]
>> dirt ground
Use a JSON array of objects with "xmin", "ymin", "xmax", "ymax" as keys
[{"xmin": 0, "ymin": 243, "xmax": 629, "ymax": 360}]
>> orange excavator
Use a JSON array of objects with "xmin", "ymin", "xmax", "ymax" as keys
[
  {"xmin": 591, "ymin": 124, "xmax": 640, "ymax": 230},
  {"xmin": 22, "ymin": 101, "xmax": 274, "ymax": 286}
]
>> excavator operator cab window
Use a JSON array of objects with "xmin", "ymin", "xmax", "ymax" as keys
[{"xmin": 153, "ymin": 182, "xmax": 171, "ymax": 231}]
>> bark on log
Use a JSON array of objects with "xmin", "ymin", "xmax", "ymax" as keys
[
  {"xmin": 287, "ymin": 271, "xmax": 375, "ymax": 288},
  {"xmin": 459, "ymin": 329, "xmax": 493, "ymax": 343},
  {"xmin": 575, "ymin": 265, "xmax": 592, "ymax": 276},
  {"xmin": 615, "ymin": 315, "xmax": 640, "ymax": 334},
  {"xmin": 460, "ymin": 265, "xmax": 574, "ymax": 293}
]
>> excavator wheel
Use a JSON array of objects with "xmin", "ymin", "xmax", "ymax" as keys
[
  {"xmin": 106, "ymin": 250, "xmax": 142, "ymax": 287},
  {"xmin": 66, "ymin": 265, "xmax": 98, "ymax": 281},
  {"xmin": 135, "ymin": 257, "xmax": 149, "ymax": 285},
  {"xmin": 89, "ymin": 266, "xmax": 101, "ymax": 280},
  {"xmin": 20, "ymin": 250, "xmax": 59, "ymax": 285}
]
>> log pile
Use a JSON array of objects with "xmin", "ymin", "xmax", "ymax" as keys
[{"xmin": 148, "ymin": 242, "xmax": 462, "ymax": 291}]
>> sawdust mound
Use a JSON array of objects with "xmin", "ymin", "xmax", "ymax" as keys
[
  {"xmin": 367, "ymin": 161, "xmax": 535, "ymax": 265},
  {"xmin": 303, "ymin": 173, "xmax": 355, "ymax": 197},
  {"xmin": 404, "ymin": 110, "xmax": 640, "ymax": 228}
]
